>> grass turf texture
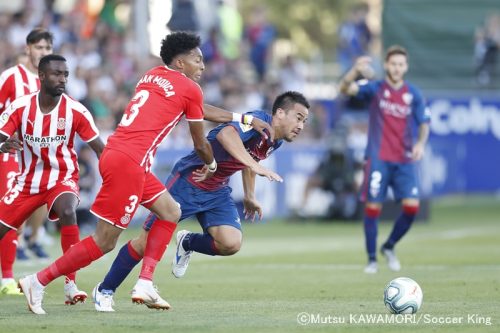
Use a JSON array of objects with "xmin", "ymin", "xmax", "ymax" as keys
[{"xmin": 0, "ymin": 196, "xmax": 498, "ymax": 332}]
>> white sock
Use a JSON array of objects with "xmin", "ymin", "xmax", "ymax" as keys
[
  {"xmin": 137, "ymin": 278, "xmax": 153, "ymax": 287},
  {"xmin": 2, "ymin": 278, "xmax": 15, "ymax": 285}
]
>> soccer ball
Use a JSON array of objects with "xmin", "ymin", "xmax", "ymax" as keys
[{"xmin": 383, "ymin": 277, "xmax": 423, "ymax": 314}]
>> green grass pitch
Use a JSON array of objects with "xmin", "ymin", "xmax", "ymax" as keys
[{"xmin": 0, "ymin": 196, "xmax": 499, "ymax": 332}]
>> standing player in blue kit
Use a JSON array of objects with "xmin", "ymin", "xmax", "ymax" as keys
[{"xmin": 339, "ymin": 45, "xmax": 430, "ymax": 274}]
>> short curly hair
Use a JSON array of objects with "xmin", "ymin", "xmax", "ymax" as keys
[{"xmin": 160, "ymin": 31, "xmax": 201, "ymax": 65}]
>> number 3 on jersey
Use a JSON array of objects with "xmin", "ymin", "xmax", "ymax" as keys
[{"xmin": 119, "ymin": 90, "xmax": 149, "ymax": 127}]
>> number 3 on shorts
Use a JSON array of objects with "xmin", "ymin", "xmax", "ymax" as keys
[
  {"xmin": 125, "ymin": 195, "xmax": 139, "ymax": 214},
  {"xmin": 3, "ymin": 187, "xmax": 20, "ymax": 205}
]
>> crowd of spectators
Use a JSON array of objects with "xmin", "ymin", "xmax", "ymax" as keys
[{"xmin": 0, "ymin": 0, "xmax": 340, "ymax": 146}]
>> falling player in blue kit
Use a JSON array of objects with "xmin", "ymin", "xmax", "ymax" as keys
[
  {"xmin": 92, "ymin": 91, "xmax": 310, "ymax": 311},
  {"xmin": 339, "ymin": 45, "xmax": 430, "ymax": 274}
]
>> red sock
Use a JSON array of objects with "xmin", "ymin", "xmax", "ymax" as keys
[
  {"xmin": 139, "ymin": 220, "xmax": 176, "ymax": 281},
  {"xmin": 37, "ymin": 236, "xmax": 103, "ymax": 286},
  {"xmin": 60, "ymin": 225, "xmax": 80, "ymax": 283},
  {"xmin": 0, "ymin": 230, "xmax": 17, "ymax": 279}
]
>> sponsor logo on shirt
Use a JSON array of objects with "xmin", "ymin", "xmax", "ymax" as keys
[
  {"xmin": 402, "ymin": 92, "xmax": 413, "ymax": 105},
  {"xmin": 379, "ymin": 99, "xmax": 411, "ymax": 118},
  {"xmin": 57, "ymin": 118, "xmax": 66, "ymax": 130},
  {"xmin": 23, "ymin": 133, "xmax": 67, "ymax": 148}
]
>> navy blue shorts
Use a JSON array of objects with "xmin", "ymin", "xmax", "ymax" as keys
[
  {"xmin": 143, "ymin": 174, "xmax": 241, "ymax": 232},
  {"xmin": 360, "ymin": 158, "xmax": 419, "ymax": 203}
]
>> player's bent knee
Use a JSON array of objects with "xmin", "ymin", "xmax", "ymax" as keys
[
  {"xmin": 58, "ymin": 208, "xmax": 77, "ymax": 225},
  {"xmin": 155, "ymin": 204, "xmax": 181, "ymax": 222},
  {"xmin": 218, "ymin": 241, "xmax": 241, "ymax": 256},
  {"xmin": 171, "ymin": 205, "xmax": 182, "ymax": 221},
  {"xmin": 364, "ymin": 205, "xmax": 381, "ymax": 219},
  {"xmin": 131, "ymin": 235, "xmax": 146, "ymax": 256},
  {"xmin": 93, "ymin": 236, "xmax": 117, "ymax": 254},
  {"xmin": 94, "ymin": 222, "xmax": 122, "ymax": 253}
]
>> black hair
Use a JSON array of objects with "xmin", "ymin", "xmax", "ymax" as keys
[
  {"xmin": 26, "ymin": 28, "xmax": 53, "ymax": 45},
  {"xmin": 160, "ymin": 31, "xmax": 201, "ymax": 65},
  {"xmin": 38, "ymin": 54, "xmax": 66, "ymax": 72},
  {"xmin": 272, "ymin": 91, "xmax": 310, "ymax": 115}
]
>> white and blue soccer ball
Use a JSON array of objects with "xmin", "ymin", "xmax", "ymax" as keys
[{"xmin": 384, "ymin": 277, "xmax": 423, "ymax": 314}]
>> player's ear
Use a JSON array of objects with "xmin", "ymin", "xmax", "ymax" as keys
[
  {"xmin": 38, "ymin": 70, "xmax": 44, "ymax": 80},
  {"xmin": 174, "ymin": 56, "xmax": 185, "ymax": 70},
  {"xmin": 276, "ymin": 108, "xmax": 286, "ymax": 117}
]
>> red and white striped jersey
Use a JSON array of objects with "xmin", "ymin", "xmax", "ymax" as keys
[
  {"xmin": 0, "ymin": 64, "xmax": 40, "ymax": 162},
  {"xmin": 105, "ymin": 66, "xmax": 204, "ymax": 172},
  {"xmin": 0, "ymin": 92, "xmax": 99, "ymax": 194},
  {"xmin": 0, "ymin": 64, "xmax": 40, "ymax": 114}
]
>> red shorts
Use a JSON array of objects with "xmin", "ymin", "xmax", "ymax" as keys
[
  {"xmin": 0, "ymin": 180, "xmax": 80, "ymax": 231},
  {"xmin": 90, "ymin": 149, "xmax": 166, "ymax": 229},
  {"xmin": 0, "ymin": 153, "xmax": 19, "ymax": 197}
]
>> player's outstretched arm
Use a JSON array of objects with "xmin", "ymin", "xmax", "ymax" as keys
[
  {"xmin": 189, "ymin": 120, "xmax": 217, "ymax": 182},
  {"xmin": 87, "ymin": 137, "xmax": 105, "ymax": 159},
  {"xmin": 203, "ymin": 104, "xmax": 274, "ymax": 141},
  {"xmin": 216, "ymin": 126, "xmax": 282, "ymax": 182},
  {"xmin": 241, "ymin": 167, "xmax": 263, "ymax": 221}
]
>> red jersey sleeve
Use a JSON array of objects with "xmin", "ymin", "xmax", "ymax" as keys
[
  {"xmin": 0, "ymin": 73, "xmax": 15, "ymax": 114},
  {"xmin": 73, "ymin": 106, "xmax": 99, "ymax": 142},
  {"xmin": 0, "ymin": 102, "xmax": 22, "ymax": 137},
  {"xmin": 184, "ymin": 82, "xmax": 204, "ymax": 121}
]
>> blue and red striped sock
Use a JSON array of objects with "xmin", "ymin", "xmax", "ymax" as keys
[
  {"xmin": 384, "ymin": 207, "xmax": 417, "ymax": 249},
  {"xmin": 100, "ymin": 241, "xmax": 142, "ymax": 292},
  {"xmin": 364, "ymin": 206, "xmax": 381, "ymax": 261},
  {"xmin": 183, "ymin": 233, "xmax": 220, "ymax": 256}
]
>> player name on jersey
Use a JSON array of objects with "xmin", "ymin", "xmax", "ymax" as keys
[{"xmin": 136, "ymin": 74, "xmax": 175, "ymax": 97}]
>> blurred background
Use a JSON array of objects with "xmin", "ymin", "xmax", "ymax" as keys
[{"xmin": 1, "ymin": 0, "xmax": 500, "ymax": 226}]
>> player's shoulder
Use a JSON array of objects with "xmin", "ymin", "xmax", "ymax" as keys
[
  {"xmin": 405, "ymin": 81, "xmax": 422, "ymax": 94},
  {"xmin": 10, "ymin": 92, "xmax": 36, "ymax": 109},
  {"xmin": 0, "ymin": 65, "xmax": 22, "ymax": 81},
  {"xmin": 182, "ymin": 76, "xmax": 202, "ymax": 93},
  {"xmin": 158, "ymin": 66, "xmax": 202, "ymax": 92},
  {"xmin": 404, "ymin": 82, "xmax": 424, "ymax": 100},
  {"xmin": 63, "ymin": 94, "xmax": 91, "ymax": 114},
  {"xmin": 145, "ymin": 65, "xmax": 168, "ymax": 76},
  {"xmin": 370, "ymin": 79, "xmax": 386, "ymax": 89},
  {"xmin": 247, "ymin": 110, "xmax": 272, "ymax": 123}
]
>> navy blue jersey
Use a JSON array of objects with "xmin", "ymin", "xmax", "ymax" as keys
[{"xmin": 171, "ymin": 111, "xmax": 282, "ymax": 190}]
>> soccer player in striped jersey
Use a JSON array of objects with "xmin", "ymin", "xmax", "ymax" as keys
[
  {"xmin": 17, "ymin": 31, "xmax": 272, "ymax": 315},
  {"xmin": 0, "ymin": 28, "xmax": 53, "ymax": 296},
  {"xmin": 339, "ymin": 46, "xmax": 430, "ymax": 274},
  {"xmin": 0, "ymin": 54, "xmax": 105, "ymax": 310}
]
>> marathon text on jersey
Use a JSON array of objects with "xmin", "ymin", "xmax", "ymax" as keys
[{"xmin": 23, "ymin": 133, "xmax": 67, "ymax": 147}]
